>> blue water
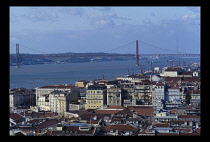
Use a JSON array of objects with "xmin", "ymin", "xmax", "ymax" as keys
[{"xmin": 10, "ymin": 57, "xmax": 200, "ymax": 89}]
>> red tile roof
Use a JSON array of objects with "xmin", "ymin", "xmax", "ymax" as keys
[
  {"xmin": 168, "ymin": 86, "xmax": 180, "ymax": 89},
  {"xmin": 170, "ymin": 109, "xmax": 177, "ymax": 114},
  {"xmin": 178, "ymin": 115, "xmax": 200, "ymax": 119},
  {"xmin": 165, "ymin": 68, "xmax": 181, "ymax": 71},
  {"xmin": 33, "ymin": 119, "xmax": 60, "ymax": 130},
  {"xmin": 156, "ymin": 133, "xmax": 179, "ymax": 136},
  {"xmin": 169, "ymin": 120, "xmax": 185, "ymax": 124},
  {"xmin": 179, "ymin": 71, "xmax": 193, "ymax": 75},
  {"xmin": 105, "ymin": 124, "xmax": 136, "ymax": 131},
  {"xmin": 14, "ymin": 132, "xmax": 26, "ymax": 136},
  {"xmin": 187, "ymin": 90, "xmax": 200, "ymax": 94},
  {"xmin": 128, "ymin": 106, "xmax": 154, "ymax": 117},
  {"xmin": 164, "ymin": 77, "xmax": 181, "ymax": 82},
  {"xmin": 153, "ymin": 123, "xmax": 170, "ymax": 128},
  {"xmin": 10, "ymin": 113, "xmax": 24, "ymax": 121},
  {"xmin": 174, "ymin": 128, "xmax": 192, "ymax": 133},
  {"xmin": 39, "ymin": 85, "xmax": 74, "ymax": 89},
  {"xmin": 179, "ymin": 133, "xmax": 200, "ymax": 136},
  {"xmin": 194, "ymin": 128, "xmax": 201, "ymax": 133},
  {"xmin": 106, "ymin": 106, "xmax": 125, "ymax": 109},
  {"xmin": 93, "ymin": 110, "xmax": 121, "ymax": 114},
  {"xmin": 114, "ymin": 108, "xmax": 134, "ymax": 117}
]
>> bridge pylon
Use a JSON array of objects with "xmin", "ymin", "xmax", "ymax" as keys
[
  {"xmin": 16, "ymin": 44, "xmax": 20, "ymax": 68},
  {"xmin": 136, "ymin": 40, "xmax": 139, "ymax": 66}
]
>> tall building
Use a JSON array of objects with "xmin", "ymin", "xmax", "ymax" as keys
[
  {"xmin": 154, "ymin": 83, "xmax": 165, "ymax": 113},
  {"xmin": 165, "ymin": 86, "xmax": 183, "ymax": 109},
  {"xmin": 86, "ymin": 84, "xmax": 107, "ymax": 109}
]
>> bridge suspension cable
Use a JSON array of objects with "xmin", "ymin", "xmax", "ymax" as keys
[
  {"xmin": 19, "ymin": 44, "xmax": 49, "ymax": 54},
  {"xmin": 138, "ymin": 40, "xmax": 191, "ymax": 54},
  {"xmin": 100, "ymin": 40, "xmax": 136, "ymax": 53}
]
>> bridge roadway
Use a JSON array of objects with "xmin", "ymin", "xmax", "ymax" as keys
[{"xmin": 10, "ymin": 53, "xmax": 200, "ymax": 59}]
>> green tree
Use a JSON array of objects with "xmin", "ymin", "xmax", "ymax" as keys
[{"xmin": 185, "ymin": 91, "xmax": 192, "ymax": 105}]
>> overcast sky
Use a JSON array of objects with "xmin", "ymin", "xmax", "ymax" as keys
[{"xmin": 10, "ymin": 6, "xmax": 200, "ymax": 54}]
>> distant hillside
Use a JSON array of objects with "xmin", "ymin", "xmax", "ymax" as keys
[{"xmin": 10, "ymin": 52, "xmax": 135, "ymax": 66}]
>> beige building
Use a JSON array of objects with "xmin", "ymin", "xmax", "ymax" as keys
[
  {"xmin": 86, "ymin": 84, "xmax": 107, "ymax": 109},
  {"xmin": 75, "ymin": 80, "xmax": 89, "ymax": 88}
]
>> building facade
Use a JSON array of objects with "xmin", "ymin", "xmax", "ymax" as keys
[
  {"xmin": 10, "ymin": 88, "xmax": 36, "ymax": 108},
  {"xmin": 86, "ymin": 85, "xmax": 107, "ymax": 109},
  {"xmin": 35, "ymin": 85, "xmax": 77, "ymax": 106},
  {"xmin": 107, "ymin": 85, "xmax": 124, "ymax": 106},
  {"xmin": 154, "ymin": 83, "xmax": 165, "ymax": 113},
  {"xmin": 163, "ymin": 68, "xmax": 182, "ymax": 77}
]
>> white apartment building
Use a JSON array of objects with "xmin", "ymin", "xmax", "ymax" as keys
[
  {"xmin": 38, "ymin": 90, "xmax": 80, "ymax": 114},
  {"xmin": 36, "ymin": 85, "xmax": 79, "ymax": 113},
  {"xmin": 35, "ymin": 85, "xmax": 77, "ymax": 106},
  {"xmin": 165, "ymin": 86, "xmax": 183, "ymax": 109},
  {"xmin": 9, "ymin": 88, "xmax": 36, "ymax": 108},
  {"xmin": 154, "ymin": 83, "xmax": 165, "ymax": 113}
]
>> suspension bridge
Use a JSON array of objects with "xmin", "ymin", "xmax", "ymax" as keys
[{"xmin": 10, "ymin": 40, "xmax": 200, "ymax": 68}]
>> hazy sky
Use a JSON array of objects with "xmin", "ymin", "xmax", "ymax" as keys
[{"xmin": 10, "ymin": 6, "xmax": 200, "ymax": 54}]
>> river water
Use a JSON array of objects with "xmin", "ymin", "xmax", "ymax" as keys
[{"xmin": 10, "ymin": 57, "xmax": 200, "ymax": 89}]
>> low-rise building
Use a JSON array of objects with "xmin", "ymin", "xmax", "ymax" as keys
[
  {"xmin": 163, "ymin": 67, "xmax": 182, "ymax": 77},
  {"xmin": 105, "ymin": 124, "xmax": 137, "ymax": 136}
]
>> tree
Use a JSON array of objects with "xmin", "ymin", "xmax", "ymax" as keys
[{"xmin": 185, "ymin": 91, "xmax": 191, "ymax": 105}]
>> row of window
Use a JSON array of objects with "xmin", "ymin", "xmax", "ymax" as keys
[
  {"xmin": 87, "ymin": 100, "xmax": 102, "ymax": 104},
  {"xmin": 87, "ymin": 90, "xmax": 102, "ymax": 94},
  {"xmin": 87, "ymin": 95, "xmax": 102, "ymax": 99},
  {"xmin": 88, "ymin": 106, "xmax": 101, "ymax": 108}
]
